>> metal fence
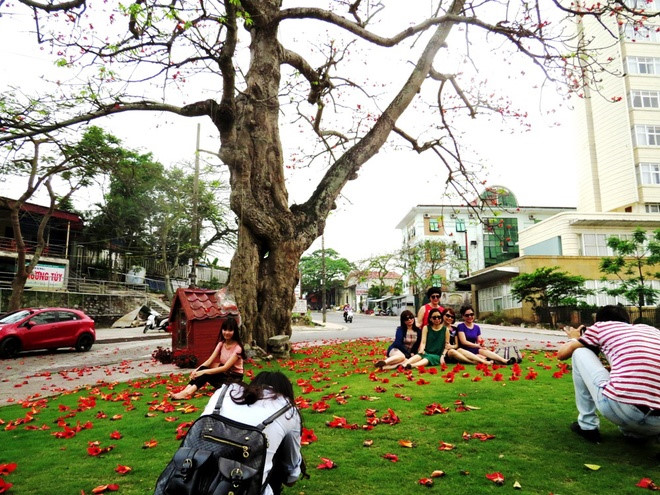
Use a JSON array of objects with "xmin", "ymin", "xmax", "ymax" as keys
[{"xmin": 538, "ymin": 306, "xmax": 660, "ymax": 327}]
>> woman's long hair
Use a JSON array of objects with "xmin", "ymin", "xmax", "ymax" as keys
[
  {"xmin": 399, "ymin": 310, "xmax": 420, "ymax": 332},
  {"xmin": 217, "ymin": 317, "xmax": 246, "ymax": 359},
  {"xmin": 230, "ymin": 371, "xmax": 298, "ymax": 422}
]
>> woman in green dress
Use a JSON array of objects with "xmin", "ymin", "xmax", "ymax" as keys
[{"xmin": 402, "ymin": 307, "xmax": 448, "ymax": 369}]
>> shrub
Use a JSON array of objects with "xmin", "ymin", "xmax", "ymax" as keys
[
  {"xmin": 172, "ymin": 351, "xmax": 198, "ymax": 368},
  {"xmin": 151, "ymin": 346, "xmax": 173, "ymax": 364},
  {"xmin": 292, "ymin": 312, "xmax": 313, "ymax": 326}
]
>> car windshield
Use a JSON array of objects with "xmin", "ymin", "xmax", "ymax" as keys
[{"xmin": 0, "ymin": 310, "xmax": 32, "ymax": 323}]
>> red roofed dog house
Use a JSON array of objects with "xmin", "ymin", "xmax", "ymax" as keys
[{"xmin": 169, "ymin": 288, "xmax": 241, "ymax": 365}]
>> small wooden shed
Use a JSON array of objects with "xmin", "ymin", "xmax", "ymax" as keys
[{"xmin": 169, "ymin": 287, "xmax": 240, "ymax": 366}]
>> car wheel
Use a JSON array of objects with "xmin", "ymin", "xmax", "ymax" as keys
[
  {"xmin": 0, "ymin": 337, "xmax": 21, "ymax": 358},
  {"xmin": 76, "ymin": 333, "xmax": 94, "ymax": 352}
]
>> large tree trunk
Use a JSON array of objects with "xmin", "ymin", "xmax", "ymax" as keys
[{"xmin": 229, "ymin": 223, "xmax": 306, "ymax": 347}]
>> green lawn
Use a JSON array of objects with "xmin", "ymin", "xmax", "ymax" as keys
[{"xmin": 0, "ymin": 339, "xmax": 657, "ymax": 495}]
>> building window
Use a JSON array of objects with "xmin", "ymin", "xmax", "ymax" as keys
[
  {"xmin": 455, "ymin": 218, "xmax": 466, "ymax": 232},
  {"xmin": 627, "ymin": 56, "xmax": 660, "ymax": 75},
  {"xmin": 582, "ymin": 233, "xmax": 633, "ymax": 256},
  {"xmin": 582, "ymin": 234, "xmax": 610, "ymax": 256},
  {"xmin": 634, "ymin": 125, "xmax": 660, "ymax": 146},
  {"xmin": 631, "ymin": 90, "xmax": 660, "ymax": 108},
  {"xmin": 637, "ymin": 162, "xmax": 660, "ymax": 184},
  {"xmin": 624, "ymin": 23, "xmax": 660, "ymax": 43},
  {"xmin": 429, "ymin": 218, "xmax": 440, "ymax": 232},
  {"xmin": 646, "ymin": 203, "xmax": 660, "ymax": 212},
  {"xmin": 624, "ymin": 0, "xmax": 660, "ymax": 11},
  {"xmin": 478, "ymin": 283, "xmax": 521, "ymax": 312}
]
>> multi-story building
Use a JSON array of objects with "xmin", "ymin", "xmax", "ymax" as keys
[
  {"xmin": 459, "ymin": 4, "xmax": 660, "ymax": 322},
  {"xmin": 396, "ymin": 186, "xmax": 572, "ymax": 290}
]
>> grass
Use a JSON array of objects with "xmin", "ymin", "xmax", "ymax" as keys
[{"xmin": 0, "ymin": 339, "xmax": 658, "ymax": 495}]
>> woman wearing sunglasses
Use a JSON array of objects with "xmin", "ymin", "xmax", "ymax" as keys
[
  {"xmin": 416, "ymin": 286, "xmax": 444, "ymax": 329},
  {"xmin": 375, "ymin": 310, "xmax": 422, "ymax": 370},
  {"xmin": 441, "ymin": 308, "xmax": 492, "ymax": 365},
  {"xmin": 401, "ymin": 307, "xmax": 448, "ymax": 369},
  {"xmin": 457, "ymin": 305, "xmax": 515, "ymax": 365}
]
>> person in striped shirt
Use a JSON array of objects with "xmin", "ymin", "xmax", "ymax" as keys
[{"xmin": 558, "ymin": 305, "xmax": 660, "ymax": 443}]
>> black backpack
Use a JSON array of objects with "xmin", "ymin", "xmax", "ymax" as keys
[{"xmin": 154, "ymin": 386, "xmax": 291, "ymax": 495}]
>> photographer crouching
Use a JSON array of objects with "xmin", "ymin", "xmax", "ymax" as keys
[{"xmin": 558, "ymin": 305, "xmax": 660, "ymax": 444}]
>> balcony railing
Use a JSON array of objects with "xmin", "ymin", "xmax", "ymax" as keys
[{"xmin": 0, "ymin": 236, "xmax": 67, "ymax": 258}]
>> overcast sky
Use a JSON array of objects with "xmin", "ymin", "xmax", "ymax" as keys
[{"xmin": 0, "ymin": 3, "xmax": 580, "ymax": 266}]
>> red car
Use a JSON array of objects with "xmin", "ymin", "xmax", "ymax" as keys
[{"xmin": 0, "ymin": 307, "xmax": 96, "ymax": 358}]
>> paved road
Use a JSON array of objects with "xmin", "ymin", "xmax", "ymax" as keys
[
  {"xmin": 0, "ymin": 312, "xmax": 566, "ymax": 405},
  {"xmin": 294, "ymin": 310, "xmax": 566, "ymax": 350}
]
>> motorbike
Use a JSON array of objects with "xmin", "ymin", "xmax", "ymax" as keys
[
  {"xmin": 377, "ymin": 308, "xmax": 394, "ymax": 317},
  {"xmin": 142, "ymin": 306, "xmax": 170, "ymax": 333},
  {"xmin": 344, "ymin": 309, "xmax": 354, "ymax": 323}
]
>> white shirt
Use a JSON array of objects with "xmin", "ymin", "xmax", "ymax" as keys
[{"xmin": 201, "ymin": 383, "xmax": 302, "ymax": 495}]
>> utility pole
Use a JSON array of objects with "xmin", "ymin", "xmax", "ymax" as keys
[
  {"xmin": 321, "ymin": 233, "xmax": 327, "ymax": 323},
  {"xmin": 189, "ymin": 123, "xmax": 201, "ymax": 288}
]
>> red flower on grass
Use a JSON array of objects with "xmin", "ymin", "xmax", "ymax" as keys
[
  {"xmin": 115, "ymin": 465, "xmax": 132, "ymax": 475},
  {"xmin": 316, "ymin": 457, "xmax": 337, "ymax": 469},
  {"xmin": 636, "ymin": 478, "xmax": 659, "ymax": 490},
  {"xmin": 0, "ymin": 478, "xmax": 13, "ymax": 493},
  {"xmin": 383, "ymin": 453, "xmax": 398, "ymax": 462},
  {"xmin": 301, "ymin": 427, "xmax": 318, "ymax": 445},
  {"xmin": 486, "ymin": 472, "xmax": 505, "ymax": 485},
  {"xmin": 109, "ymin": 430, "xmax": 122, "ymax": 440},
  {"xmin": 91, "ymin": 484, "xmax": 120, "ymax": 493},
  {"xmin": 0, "ymin": 464, "xmax": 16, "ymax": 476}
]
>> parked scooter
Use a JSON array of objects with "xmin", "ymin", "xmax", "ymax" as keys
[
  {"xmin": 377, "ymin": 308, "xmax": 394, "ymax": 316},
  {"xmin": 142, "ymin": 306, "xmax": 170, "ymax": 333},
  {"xmin": 344, "ymin": 308, "xmax": 354, "ymax": 323}
]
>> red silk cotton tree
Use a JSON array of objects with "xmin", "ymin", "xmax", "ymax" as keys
[{"xmin": 0, "ymin": 0, "xmax": 650, "ymax": 346}]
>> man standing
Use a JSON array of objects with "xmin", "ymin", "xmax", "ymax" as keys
[
  {"xmin": 416, "ymin": 286, "xmax": 445, "ymax": 329},
  {"xmin": 558, "ymin": 305, "xmax": 660, "ymax": 443}
]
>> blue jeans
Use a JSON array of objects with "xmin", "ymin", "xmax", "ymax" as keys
[{"xmin": 571, "ymin": 348, "xmax": 660, "ymax": 438}]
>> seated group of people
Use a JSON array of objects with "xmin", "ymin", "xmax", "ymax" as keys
[{"xmin": 376, "ymin": 288, "xmax": 518, "ymax": 370}]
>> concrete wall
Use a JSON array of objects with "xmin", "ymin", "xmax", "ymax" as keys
[{"xmin": 0, "ymin": 289, "xmax": 150, "ymax": 326}]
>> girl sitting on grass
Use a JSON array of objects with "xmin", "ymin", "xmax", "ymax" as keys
[{"xmin": 171, "ymin": 317, "xmax": 245, "ymax": 400}]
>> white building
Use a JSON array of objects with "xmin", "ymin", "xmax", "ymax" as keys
[{"xmin": 396, "ymin": 187, "xmax": 572, "ymax": 287}]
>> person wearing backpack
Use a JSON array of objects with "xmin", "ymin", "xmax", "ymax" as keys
[
  {"xmin": 200, "ymin": 371, "xmax": 304, "ymax": 495},
  {"xmin": 171, "ymin": 317, "xmax": 245, "ymax": 400}
]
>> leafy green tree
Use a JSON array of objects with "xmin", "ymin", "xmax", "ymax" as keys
[
  {"xmin": 0, "ymin": 127, "xmax": 121, "ymax": 309},
  {"xmin": 85, "ymin": 149, "xmax": 165, "ymax": 270},
  {"xmin": 397, "ymin": 240, "xmax": 464, "ymax": 297},
  {"xmin": 600, "ymin": 229, "xmax": 660, "ymax": 320},
  {"xmin": 152, "ymin": 165, "xmax": 236, "ymax": 299},
  {"xmin": 511, "ymin": 266, "xmax": 592, "ymax": 320},
  {"xmin": 299, "ymin": 249, "xmax": 353, "ymax": 296}
]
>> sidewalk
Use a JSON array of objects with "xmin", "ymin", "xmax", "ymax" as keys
[{"xmin": 94, "ymin": 319, "xmax": 348, "ymax": 344}]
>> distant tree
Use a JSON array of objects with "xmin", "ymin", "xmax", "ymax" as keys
[
  {"xmin": 511, "ymin": 266, "xmax": 592, "ymax": 321},
  {"xmin": 299, "ymin": 249, "xmax": 353, "ymax": 296},
  {"xmin": 85, "ymin": 149, "xmax": 165, "ymax": 276},
  {"xmin": 152, "ymin": 165, "xmax": 236, "ymax": 299},
  {"xmin": 599, "ymin": 229, "xmax": 660, "ymax": 320},
  {"xmin": 358, "ymin": 253, "xmax": 400, "ymax": 299},
  {"xmin": 0, "ymin": 127, "xmax": 120, "ymax": 309},
  {"xmin": 396, "ymin": 240, "xmax": 464, "ymax": 296}
]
